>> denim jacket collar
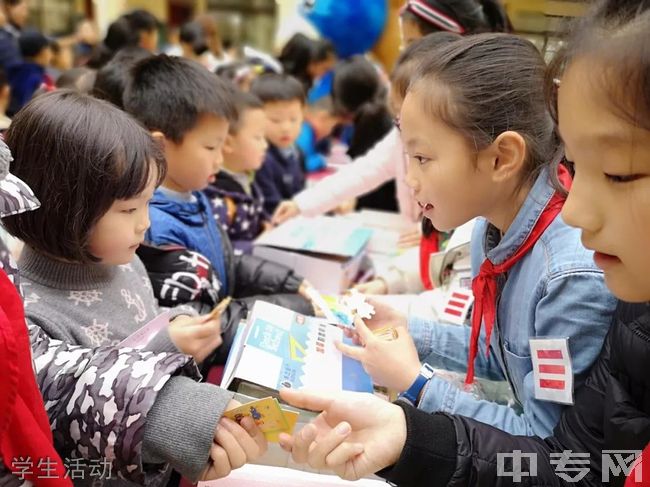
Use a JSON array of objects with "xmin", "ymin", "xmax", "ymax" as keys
[{"xmin": 484, "ymin": 166, "xmax": 556, "ymax": 266}]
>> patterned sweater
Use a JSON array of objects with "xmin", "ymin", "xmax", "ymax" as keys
[
  {"xmin": 204, "ymin": 170, "xmax": 269, "ymax": 255},
  {"xmin": 1, "ymin": 244, "xmax": 234, "ymax": 486},
  {"xmin": 18, "ymin": 246, "xmax": 194, "ymax": 351}
]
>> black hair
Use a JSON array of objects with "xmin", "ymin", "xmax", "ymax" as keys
[
  {"xmin": 331, "ymin": 56, "xmax": 386, "ymax": 117},
  {"xmin": 230, "ymin": 90, "xmax": 264, "ymax": 133},
  {"xmin": 179, "ymin": 21, "xmax": 208, "ymax": 56},
  {"xmin": 410, "ymin": 33, "xmax": 558, "ymax": 190},
  {"xmin": 400, "ymin": 0, "xmax": 509, "ymax": 35},
  {"xmin": 2, "ymin": 90, "xmax": 165, "ymax": 263},
  {"xmin": 55, "ymin": 67, "xmax": 96, "ymax": 93},
  {"xmin": 250, "ymin": 73, "xmax": 305, "ymax": 105},
  {"xmin": 123, "ymin": 54, "xmax": 236, "ymax": 142},
  {"xmin": 391, "ymin": 32, "xmax": 461, "ymax": 100},
  {"xmin": 546, "ymin": 0, "xmax": 650, "ymax": 132},
  {"xmin": 87, "ymin": 17, "xmax": 139, "ymax": 69},
  {"xmin": 0, "ymin": 68, "xmax": 7, "ymax": 89},
  {"xmin": 311, "ymin": 38, "xmax": 335, "ymax": 63},
  {"xmin": 92, "ymin": 46, "xmax": 152, "ymax": 109},
  {"xmin": 124, "ymin": 9, "xmax": 159, "ymax": 34},
  {"xmin": 278, "ymin": 33, "xmax": 314, "ymax": 89}
]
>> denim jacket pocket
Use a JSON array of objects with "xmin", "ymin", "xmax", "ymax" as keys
[{"xmin": 502, "ymin": 342, "xmax": 532, "ymax": 405}]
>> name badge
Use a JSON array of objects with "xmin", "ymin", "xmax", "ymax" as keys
[{"xmin": 529, "ymin": 337, "xmax": 574, "ymax": 405}]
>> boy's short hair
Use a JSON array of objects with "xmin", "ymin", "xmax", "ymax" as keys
[
  {"xmin": 92, "ymin": 47, "xmax": 152, "ymax": 108},
  {"xmin": 250, "ymin": 73, "xmax": 305, "ymax": 105},
  {"xmin": 2, "ymin": 90, "xmax": 165, "ymax": 263},
  {"xmin": 125, "ymin": 9, "xmax": 160, "ymax": 33},
  {"xmin": 123, "ymin": 54, "xmax": 236, "ymax": 142},
  {"xmin": 230, "ymin": 90, "xmax": 264, "ymax": 133},
  {"xmin": 18, "ymin": 30, "xmax": 52, "ymax": 58}
]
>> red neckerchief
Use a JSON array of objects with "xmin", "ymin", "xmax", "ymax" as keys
[
  {"xmin": 465, "ymin": 166, "xmax": 572, "ymax": 385},
  {"xmin": 0, "ymin": 271, "xmax": 71, "ymax": 486}
]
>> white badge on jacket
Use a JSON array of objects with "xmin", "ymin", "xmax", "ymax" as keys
[
  {"xmin": 529, "ymin": 337, "xmax": 574, "ymax": 405},
  {"xmin": 439, "ymin": 286, "xmax": 474, "ymax": 326}
]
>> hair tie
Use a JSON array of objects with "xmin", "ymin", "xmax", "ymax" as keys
[{"xmin": 405, "ymin": 0, "xmax": 466, "ymax": 35}]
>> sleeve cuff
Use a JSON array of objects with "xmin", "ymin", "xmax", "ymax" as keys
[
  {"xmin": 408, "ymin": 315, "xmax": 435, "ymax": 359},
  {"xmin": 378, "ymin": 401, "xmax": 457, "ymax": 486},
  {"xmin": 142, "ymin": 376, "xmax": 234, "ymax": 482}
]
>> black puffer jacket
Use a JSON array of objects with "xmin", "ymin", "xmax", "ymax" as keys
[
  {"xmin": 381, "ymin": 301, "xmax": 650, "ymax": 487},
  {"xmin": 137, "ymin": 235, "xmax": 313, "ymax": 364}
]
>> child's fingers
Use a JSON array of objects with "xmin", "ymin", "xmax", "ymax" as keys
[
  {"xmin": 353, "ymin": 316, "xmax": 374, "ymax": 344},
  {"xmin": 183, "ymin": 321, "xmax": 221, "ymax": 339},
  {"xmin": 206, "ymin": 443, "xmax": 232, "ymax": 480},
  {"xmin": 290, "ymin": 423, "xmax": 317, "ymax": 465},
  {"xmin": 279, "ymin": 388, "xmax": 336, "ymax": 412},
  {"xmin": 215, "ymin": 419, "xmax": 247, "ymax": 470},
  {"xmin": 277, "ymin": 432, "xmax": 294, "ymax": 452},
  {"xmin": 325, "ymin": 442, "xmax": 365, "ymax": 471},
  {"xmin": 239, "ymin": 416, "xmax": 268, "ymax": 456},
  {"xmin": 307, "ymin": 422, "xmax": 353, "ymax": 470},
  {"xmin": 335, "ymin": 341, "xmax": 365, "ymax": 362},
  {"xmin": 221, "ymin": 417, "xmax": 265, "ymax": 461}
]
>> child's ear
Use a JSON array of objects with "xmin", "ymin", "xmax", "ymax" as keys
[
  {"xmin": 222, "ymin": 133, "xmax": 235, "ymax": 154},
  {"xmin": 488, "ymin": 131, "xmax": 527, "ymax": 184},
  {"xmin": 150, "ymin": 131, "xmax": 166, "ymax": 144}
]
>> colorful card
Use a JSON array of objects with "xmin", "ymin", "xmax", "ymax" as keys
[
  {"xmin": 224, "ymin": 397, "xmax": 289, "ymax": 438},
  {"xmin": 265, "ymin": 409, "xmax": 300, "ymax": 443}
]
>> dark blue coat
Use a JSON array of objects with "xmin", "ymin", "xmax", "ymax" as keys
[{"xmin": 254, "ymin": 144, "xmax": 306, "ymax": 214}]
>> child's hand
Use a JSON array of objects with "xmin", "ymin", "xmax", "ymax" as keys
[
  {"xmin": 272, "ymin": 200, "xmax": 300, "ymax": 225},
  {"xmin": 298, "ymin": 280, "xmax": 321, "ymax": 316},
  {"xmin": 199, "ymin": 399, "xmax": 268, "ymax": 481},
  {"xmin": 337, "ymin": 317, "xmax": 421, "ymax": 392},
  {"xmin": 169, "ymin": 314, "xmax": 222, "ymax": 364},
  {"xmin": 333, "ymin": 198, "xmax": 356, "ymax": 215},
  {"xmin": 353, "ymin": 278, "xmax": 388, "ymax": 295},
  {"xmin": 277, "ymin": 389, "xmax": 406, "ymax": 481},
  {"xmin": 397, "ymin": 227, "xmax": 421, "ymax": 248}
]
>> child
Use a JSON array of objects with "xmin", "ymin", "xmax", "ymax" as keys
[
  {"xmin": 4, "ymin": 90, "xmax": 224, "ymax": 360},
  {"xmin": 400, "ymin": 0, "xmax": 508, "ymax": 46},
  {"xmin": 0, "ymin": 68, "xmax": 10, "ymax": 132},
  {"xmin": 274, "ymin": 33, "xmax": 461, "ymax": 296},
  {"xmin": 280, "ymin": 4, "xmax": 650, "ymax": 485},
  {"xmin": 297, "ymin": 95, "xmax": 342, "ymax": 173},
  {"xmin": 250, "ymin": 73, "xmax": 306, "ymax": 214},
  {"xmin": 271, "ymin": 34, "xmax": 461, "ymax": 227},
  {"xmin": 124, "ymin": 9, "xmax": 160, "ymax": 52},
  {"xmin": 7, "ymin": 29, "xmax": 55, "ymax": 114},
  {"xmin": 336, "ymin": 34, "xmax": 617, "ymax": 439},
  {"xmin": 2, "ymin": 90, "xmax": 266, "ymax": 485},
  {"xmin": 123, "ymin": 55, "xmax": 314, "ymax": 326},
  {"xmin": 203, "ymin": 90, "xmax": 270, "ymax": 254},
  {"xmin": 91, "ymin": 46, "xmax": 152, "ymax": 108}
]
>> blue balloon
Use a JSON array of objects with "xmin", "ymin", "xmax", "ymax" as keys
[{"xmin": 300, "ymin": 0, "xmax": 388, "ymax": 58}]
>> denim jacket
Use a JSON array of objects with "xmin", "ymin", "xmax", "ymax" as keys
[{"xmin": 408, "ymin": 167, "xmax": 617, "ymax": 438}]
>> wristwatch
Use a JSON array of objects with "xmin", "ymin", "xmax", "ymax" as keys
[{"xmin": 399, "ymin": 363, "xmax": 435, "ymax": 406}]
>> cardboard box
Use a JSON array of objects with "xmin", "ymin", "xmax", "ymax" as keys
[{"xmin": 253, "ymin": 216, "xmax": 372, "ymax": 293}]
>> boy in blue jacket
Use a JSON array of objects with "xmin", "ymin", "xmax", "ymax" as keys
[{"xmin": 123, "ymin": 55, "xmax": 315, "ymax": 353}]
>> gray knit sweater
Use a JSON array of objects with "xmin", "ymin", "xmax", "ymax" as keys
[
  {"xmin": 18, "ymin": 246, "xmax": 234, "ymax": 484},
  {"xmin": 19, "ymin": 245, "xmax": 193, "ymax": 351}
]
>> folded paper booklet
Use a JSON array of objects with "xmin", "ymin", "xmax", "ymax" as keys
[
  {"xmin": 117, "ymin": 311, "xmax": 170, "ymax": 348},
  {"xmin": 221, "ymin": 301, "xmax": 373, "ymax": 397}
]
